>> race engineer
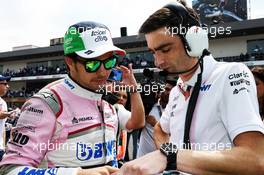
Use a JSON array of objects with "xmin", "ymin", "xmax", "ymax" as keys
[{"xmin": 118, "ymin": 1, "xmax": 264, "ymax": 175}]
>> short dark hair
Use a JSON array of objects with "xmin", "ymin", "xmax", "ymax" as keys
[
  {"xmin": 166, "ymin": 79, "xmax": 177, "ymax": 87},
  {"xmin": 64, "ymin": 53, "xmax": 79, "ymax": 73},
  {"xmin": 139, "ymin": 0, "xmax": 200, "ymax": 35},
  {"xmin": 65, "ymin": 53, "xmax": 78, "ymax": 61}
]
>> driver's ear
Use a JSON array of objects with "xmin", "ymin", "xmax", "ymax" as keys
[{"xmin": 64, "ymin": 57, "xmax": 75, "ymax": 72}]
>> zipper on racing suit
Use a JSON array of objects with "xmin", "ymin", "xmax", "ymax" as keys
[{"xmin": 97, "ymin": 100, "xmax": 117, "ymax": 168}]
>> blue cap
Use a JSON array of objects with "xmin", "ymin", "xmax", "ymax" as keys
[{"xmin": 0, "ymin": 74, "xmax": 11, "ymax": 81}]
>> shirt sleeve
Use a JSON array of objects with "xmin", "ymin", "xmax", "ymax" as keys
[
  {"xmin": 0, "ymin": 98, "xmax": 57, "ymax": 167},
  {"xmin": 159, "ymin": 87, "xmax": 178, "ymax": 134},
  {"xmin": 149, "ymin": 104, "xmax": 158, "ymax": 116},
  {"xmin": 0, "ymin": 99, "xmax": 8, "ymax": 112},
  {"xmin": 221, "ymin": 63, "xmax": 264, "ymax": 141},
  {"xmin": 115, "ymin": 104, "xmax": 131, "ymax": 131},
  {"xmin": 148, "ymin": 104, "xmax": 161, "ymax": 121}
]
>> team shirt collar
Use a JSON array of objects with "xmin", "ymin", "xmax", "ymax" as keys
[{"xmin": 177, "ymin": 55, "xmax": 216, "ymax": 90}]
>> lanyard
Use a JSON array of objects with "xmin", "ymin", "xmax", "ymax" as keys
[{"xmin": 183, "ymin": 55, "xmax": 205, "ymax": 149}]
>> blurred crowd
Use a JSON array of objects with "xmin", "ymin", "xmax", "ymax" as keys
[
  {"xmin": 2, "ymin": 51, "xmax": 264, "ymax": 79},
  {"xmin": 3, "ymin": 65, "xmax": 67, "ymax": 77}
]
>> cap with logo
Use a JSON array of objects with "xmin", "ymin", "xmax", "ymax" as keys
[
  {"xmin": 64, "ymin": 21, "xmax": 125, "ymax": 59},
  {"xmin": 0, "ymin": 74, "xmax": 11, "ymax": 82}
]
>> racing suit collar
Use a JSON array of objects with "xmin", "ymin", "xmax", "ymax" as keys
[{"xmin": 64, "ymin": 75, "xmax": 103, "ymax": 100}]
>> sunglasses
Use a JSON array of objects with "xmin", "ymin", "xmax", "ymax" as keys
[
  {"xmin": 0, "ymin": 82, "xmax": 8, "ymax": 86},
  {"xmin": 77, "ymin": 55, "xmax": 118, "ymax": 73}
]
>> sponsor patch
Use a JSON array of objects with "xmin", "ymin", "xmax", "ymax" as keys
[
  {"xmin": 230, "ymin": 78, "xmax": 250, "ymax": 86},
  {"xmin": 10, "ymin": 130, "xmax": 29, "ymax": 147},
  {"xmin": 64, "ymin": 79, "xmax": 75, "ymax": 90},
  {"xmin": 76, "ymin": 140, "xmax": 115, "ymax": 161},
  {"xmin": 26, "ymin": 107, "xmax": 43, "ymax": 114},
  {"xmin": 16, "ymin": 124, "xmax": 36, "ymax": 133},
  {"xmin": 84, "ymin": 50, "xmax": 94, "ymax": 55},
  {"xmin": 72, "ymin": 116, "xmax": 93, "ymax": 124},
  {"xmin": 200, "ymin": 84, "xmax": 211, "ymax": 91},
  {"xmin": 233, "ymin": 87, "xmax": 250, "ymax": 94},
  {"xmin": 18, "ymin": 167, "xmax": 58, "ymax": 175},
  {"xmin": 228, "ymin": 71, "xmax": 249, "ymax": 80}
]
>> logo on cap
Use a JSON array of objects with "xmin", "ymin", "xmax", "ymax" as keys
[
  {"xmin": 63, "ymin": 21, "xmax": 125, "ymax": 59},
  {"xmin": 84, "ymin": 50, "xmax": 94, "ymax": 55}
]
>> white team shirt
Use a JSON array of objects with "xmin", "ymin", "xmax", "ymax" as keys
[
  {"xmin": 137, "ymin": 102, "xmax": 164, "ymax": 157},
  {"xmin": 160, "ymin": 55, "xmax": 264, "ymax": 150},
  {"xmin": 115, "ymin": 103, "xmax": 131, "ymax": 131}
]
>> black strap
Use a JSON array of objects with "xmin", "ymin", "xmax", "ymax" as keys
[
  {"xmin": 183, "ymin": 51, "xmax": 207, "ymax": 149},
  {"xmin": 57, "ymin": 161, "xmax": 115, "ymax": 169},
  {"xmin": 115, "ymin": 106, "xmax": 121, "ymax": 152}
]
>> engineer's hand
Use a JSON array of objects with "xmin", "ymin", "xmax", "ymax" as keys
[{"xmin": 118, "ymin": 150, "xmax": 167, "ymax": 175}]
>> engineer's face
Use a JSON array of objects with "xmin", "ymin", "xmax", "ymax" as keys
[{"xmin": 145, "ymin": 27, "xmax": 197, "ymax": 73}]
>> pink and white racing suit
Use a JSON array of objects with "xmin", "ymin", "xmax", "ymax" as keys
[{"xmin": 0, "ymin": 75, "xmax": 130, "ymax": 175}]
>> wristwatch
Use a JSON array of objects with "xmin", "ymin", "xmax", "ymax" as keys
[{"xmin": 160, "ymin": 142, "xmax": 178, "ymax": 171}]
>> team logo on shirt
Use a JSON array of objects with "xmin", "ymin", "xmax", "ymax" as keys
[
  {"xmin": 230, "ymin": 78, "xmax": 250, "ymax": 86},
  {"xmin": 16, "ymin": 123, "xmax": 36, "ymax": 133},
  {"xmin": 228, "ymin": 71, "xmax": 249, "ymax": 80},
  {"xmin": 200, "ymin": 84, "xmax": 212, "ymax": 91},
  {"xmin": 18, "ymin": 167, "xmax": 58, "ymax": 175},
  {"xmin": 72, "ymin": 116, "xmax": 93, "ymax": 124},
  {"xmin": 64, "ymin": 79, "xmax": 75, "ymax": 90},
  {"xmin": 10, "ymin": 130, "xmax": 29, "ymax": 147},
  {"xmin": 233, "ymin": 87, "xmax": 250, "ymax": 94},
  {"xmin": 76, "ymin": 140, "xmax": 115, "ymax": 161},
  {"xmin": 21, "ymin": 104, "xmax": 44, "ymax": 116},
  {"xmin": 26, "ymin": 107, "xmax": 43, "ymax": 114}
]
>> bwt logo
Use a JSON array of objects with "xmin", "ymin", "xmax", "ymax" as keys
[
  {"xmin": 200, "ymin": 84, "xmax": 211, "ymax": 91},
  {"xmin": 76, "ymin": 140, "xmax": 115, "ymax": 161}
]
